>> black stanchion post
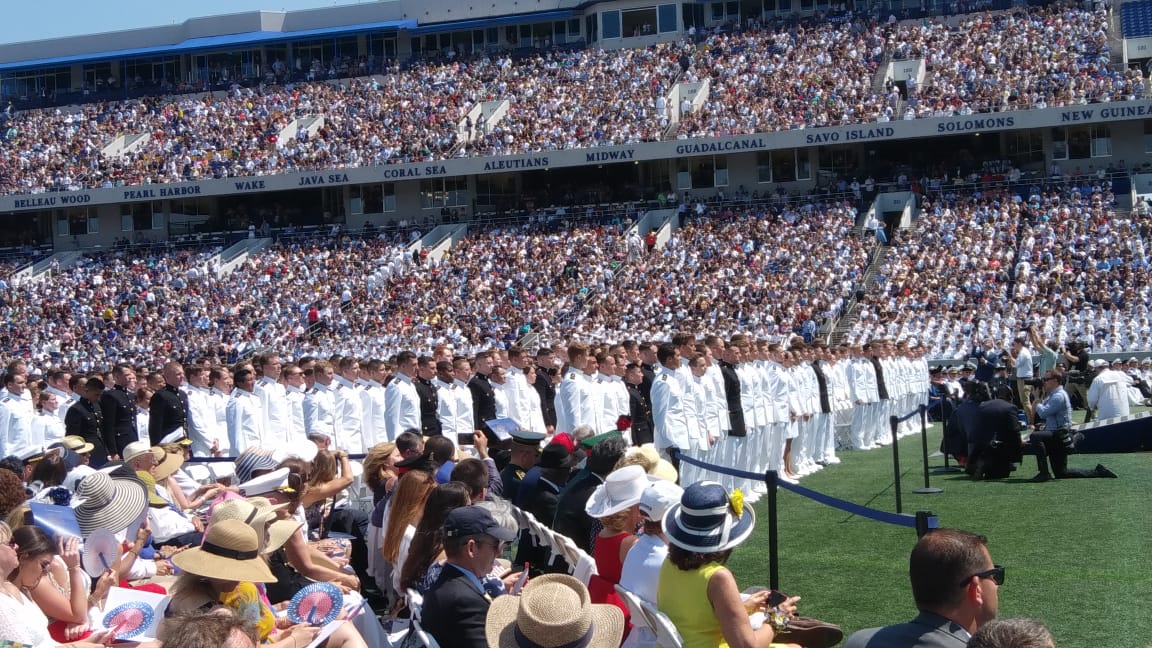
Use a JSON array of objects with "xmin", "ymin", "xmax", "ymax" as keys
[
  {"xmin": 914, "ymin": 510, "xmax": 934, "ymax": 538},
  {"xmin": 765, "ymin": 470, "xmax": 780, "ymax": 591},
  {"xmin": 933, "ymin": 404, "xmax": 962, "ymax": 474},
  {"xmin": 914, "ymin": 407, "xmax": 942, "ymax": 495},
  {"xmin": 889, "ymin": 415, "xmax": 903, "ymax": 514}
]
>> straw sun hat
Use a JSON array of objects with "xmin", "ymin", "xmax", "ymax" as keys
[
  {"xmin": 73, "ymin": 472, "xmax": 148, "ymax": 537},
  {"xmin": 485, "ymin": 574, "xmax": 624, "ymax": 648},
  {"xmin": 171, "ymin": 519, "xmax": 276, "ymax": 583}
]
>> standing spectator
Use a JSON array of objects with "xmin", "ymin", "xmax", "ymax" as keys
[
  {"xmin": 100, "ymin": 364, "xmax": 137, "ymax": 457},
  {"xmin": 384, "ymin": 351, "xmax": 421, "ymax": 442},
  {"xmin": 1007, "ymin": 337, "xmax": 1034, "ymax": 425},
  {"xmin": 149, "ymin": 361, "xmax": 188, "ymax": 446}
]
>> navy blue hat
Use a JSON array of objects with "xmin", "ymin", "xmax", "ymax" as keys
[
  {"xmin": 509, "ymin": 429, "xmax": 546, "ymax": 447},
  {"xmin": 663, "ymin": 481, "xmax": 755, "ymax": 553},
  {"xmin": 444, "ymin": 505, "xmax": 517, "ymax": 542}
]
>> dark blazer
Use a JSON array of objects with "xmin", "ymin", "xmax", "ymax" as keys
[
  {"xmin": 99, "ymin": 386, "xmax": 136, "ymax": 456},
  {"xmin": 517, "ymin": 476, "xmax": 567, "ymax": 572},
  {"xmin": 871, "ymin": 358, "xmax": 889, "ymax": 400},
  {"xmin": 66, "ymin": 399, "xmax": 108, "ymax": 467},
  {"xmin": 627, "ymin": 382, "xmax": 654, "ymax": 446},
  {"xmin": 468, "ymin": 374, "xmax": 497, "ymax": 442},
  {"xmin": 421, "ymin": 564, "xmax": 491, "ymax": 648},
  {"xmin": 844, "ymin": 611, "xmax": 971, "ymax": 648},
  {"xmin": 415, "ymin": 377, "xmax": 442, "ymax": 436},
  {"xmin": 148, "ymin": 385, "xmax": 188, "ymax": 445},
  {"xmin": 719, "ymin": 361, "xmax": 746, "ymax": 437},
  {"xmin": 813, "ymin": 362, "xmax": 833, "ymax": 414},
  {"xmin": 533, "ymin": 372, "xmax": 557, "ymax": 428},
  {"xmin": 552, "ymin": 471, "xmax": 603, "ymax": 553}
]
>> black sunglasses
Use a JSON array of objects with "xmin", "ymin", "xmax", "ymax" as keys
[{"xmin": 963, "ymin": 565, "xmax": 1005, "ymax": 587}]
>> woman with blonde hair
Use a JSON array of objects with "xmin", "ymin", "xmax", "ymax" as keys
[
  {"xmin": 380, "ymin": 470, "xmax": 435, "ymax": 595},
  {"xmin": 362, "ymin": 442, "xmax": 400, "ymax": 505}
]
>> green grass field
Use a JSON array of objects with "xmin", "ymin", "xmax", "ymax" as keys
[{"xmin": 724, "ymin": 414, "xmax": 1152, "ymax": 647}]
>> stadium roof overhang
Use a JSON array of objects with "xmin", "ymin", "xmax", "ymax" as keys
[
  {"xmin": 0, "ymin": 18, "xmax": 418, "ymax": 72},
  {"xmin": 408, "ymin": 9, "xmax": 576, "ymax": 34}
]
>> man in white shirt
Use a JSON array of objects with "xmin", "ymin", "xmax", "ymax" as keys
[
  {"xmin": 554, "ymin": 343, "xmax": 598, "ymax": 434},
  {"xmin": 281, "ymin": 363, "xmax": 307, "ymax": 440},
  {"xmin": 184, "ymin": 365, "xmax": 221, "ymax": 457},
  {"xmin": 303, "ymin": 361, "xmax": 337, "ymax": 441},
  {"xmin": 651, "ymin": 343, "xmax": 691, "ymax": 463},
  {"xmin": 227, "ymin": 366, "xmax": 266, "ymax": 453},
  {"xmin": 434, "ymin": 359, "xmax": 475, "ymax": 449},
  {"xmin": 43, "ymin": 370, "xmax": 76, "ymax": 424},
  {"xmin": 503, "ymin": 348, "xmax": 536, "ymax": 430},
  {"xmin": 0, "ymin": 373, "xmax": 34, "ymax": 459},
  {"xmin": 208, "ymin": 368, "xmax": 233, "ymax": 457},
  {"xmin": 255, "ymin": 354, "xmax": 292, "ymax": 444},
  {"xmin": 384, "ymin": 351, "xmax": 422, "ymax": 440},
  {"xmin": 1008, "ymin": 336, "xmax": 1035, "ymax": 425},
  {"xmin": 595, "ymin": 354, "xmax": 630, "ymax": 439},
  {"xmin": 1087, "ymin": 360, "xmax": 1133, "ymax": 421},
  {"xmin": 332, "ymin": 357, "xmax": 365, "ymax": 453},
  {"xmin": 359, "ymin": 359, "xmax": 389, "ymax": 448}
]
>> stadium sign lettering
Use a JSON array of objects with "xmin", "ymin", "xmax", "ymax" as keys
[
  {"xmin": 1101, "ymin": 104, "xmax": 1152, "ymax": 118},
  {"xmin": 482, "ymin": 156, "xmax": 550, "ymax": 171},
  {"xmin": 298, "ymin": 173, "xmax": 351, "ymax": 186},
  {"xmin": 124, "ymin": 186, "xmax": 203, "ymax": 199},
  {"xmin": 674, "ymin": 138, "xmax": 766, "ymax": 155},
  {"xmin": 585, "ymin": 149, "xmax": 636, "ymax": 162},
  {"xmin": 935, "ymin": 117, "xmax": 1015, "ymax": 133},
  {"xmin": 14, "ymin": 196, "xmax": 59, "ymax": 209},
  {"xmin": 235, "ymin": 180, "xmax": 266, "ymax": 191},
  {"xmin": 804, "ymin": 127, "xmax": 895, "ymax": 144}
]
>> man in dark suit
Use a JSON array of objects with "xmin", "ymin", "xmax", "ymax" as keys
[
  {"xmin": 149, "ymin": 362, "xmax": 189, "ymax": 445},
  {"xmin": 100, "ymin": 364, "xmax": 137, "ymax": 457},
  {"xmin": 845, "ymin": 529, "xmax": 1001, "ymax": 647},
  {"xmin": 718, "ymin": 345, "xmax": 746, "ymax": 439},
  {"xmin": 515, "ymin": 443, "xmax": 574, "ymax": 572},
  {"xmin": 66, "ymin": 378, "xmax": 109, "ymax": 467},
  {"xmin": 415, "ymin": 356, "xmax": 442, "ymax": 437},
  {"xmin": 467, "ymin": 351, "xmax": 498, "ymax": 444},
  {"xmin": 533, "ymin": 348, "xmax": 558, "ymax": 431},
  {"xmin": 553, "ymin": 434, "xmax": 627, "ymax": 553},
  {"xmin": 638, "ymin": 342, "xmax": 658, "ymax": 402},
  {"xmin": 624, "ymin": 363, "xmax": 654, "ymax": 446},
  {"xmin": 422, "ymin": 506, "xmax": 517, "ymax": 648}
]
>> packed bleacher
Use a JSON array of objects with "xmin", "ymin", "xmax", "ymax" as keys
[
  {"xmin": 0, "ymin": 2, "xmax": 1139, "ymax": 195},
  {"xmin": 847, "ymin": 174, "xmax": 1152, "ymax": 357}
]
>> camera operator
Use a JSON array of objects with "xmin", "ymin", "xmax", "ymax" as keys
[
  {"xmin": 1026, "ymin": 326, "xmax": 1060, "ymax": 378},
  {"xmin": 949, "ymin": 381, "xmax": 1022, "ymax": 480},
  {"xmin": 1026, "ymin": 372, "xmax": 1117, "ymax": 482},
  {"xmin": 1061, "ymin": 340, "xmax": 1093, "ymax": 420},
  {"xmin": 1006, "ymin": 336, "xmax": 1036, "ymax": 426}
]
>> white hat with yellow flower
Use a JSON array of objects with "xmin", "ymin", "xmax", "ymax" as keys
[{"xmin": 663, "ymin": 481, "xmax": 755, "ymax": 553}]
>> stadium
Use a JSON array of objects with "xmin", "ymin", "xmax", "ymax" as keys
[{"xmin": 0, "ymin": 0, "xmax": 1149, "ymax": 646}]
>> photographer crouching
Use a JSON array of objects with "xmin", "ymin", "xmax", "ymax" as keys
[{"xmin": 1026, "ymin": 371, "xmax": 1118, "ymax": 482}]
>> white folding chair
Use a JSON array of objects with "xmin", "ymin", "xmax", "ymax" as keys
[
  {"xmin": 615, "ymin": 585, "xmax": 658, "ymax": 648},
  {"xmin": 640, "ymin": 598, "xmax": 684, "ymax": 648},
  {"xmin": 184, "ymin": 464, "xmax": 213, "ymax": 484}
]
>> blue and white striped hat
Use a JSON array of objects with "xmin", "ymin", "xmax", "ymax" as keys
[{"xmin": 663, "ymin": 481, "xmax": 755, "ymax": 554}]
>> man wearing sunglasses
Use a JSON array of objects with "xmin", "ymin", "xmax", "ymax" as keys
[
  {"xmin": 1027, "ymin": 372, "xmax": 1118, "ymax": 481},
  {"xmin": 846, "ymin": 529, "xmax": 1002, "ymax": 647}
]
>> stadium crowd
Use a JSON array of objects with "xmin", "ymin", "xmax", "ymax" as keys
[
  {"xmin": 0, "ymin": 2, "xmax": 1138, "ymax": 195},
  {"xmin": 848, "ymin": 177, "xmax": 1152, "ymax": 357}
]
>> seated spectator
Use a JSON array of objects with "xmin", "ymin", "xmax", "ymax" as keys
[
  {"xmin": 158, "ymin": 610, "xmax": 259, "ymax": 648},
  {"xmin": 0, "ymin": 521, "xmax": 112, "ymax": 648},
  {"xmin": 585, "ymin": 465, "xmax": 648, "ymax": 632},
  {"xmin": 9, "ymin": 526, "xmax": 91, "ymax": 642},
  {"xmin": 398, "ymin": 481, "xmax": 471, "ymax": 594},
  {"xmin": 619, "ymin": 479, "xmax": 683, "ymax": 648},
  {"xmin": 484, "ymin": 574, "xmax": 625, "ymax": 648},
  {"xmin": 382, "ymin": 469, "xmax": 436, "ymax": 595},
  {"xmin": 422, "ymin": 505, "xmax": 517, "ymax": 648},
  {"xmin": 658, "ymin": 481, "xmax": 811, "ymax": 648},
  {"xmin": 845, "ymin": 528, "xmax": 1002, "ymax": 647},
  {"xmin": 553, "ymin": 434, "xmax": 628, "ymax": 553},
  {"xmin": 968, "ymin": 618, "xmax": 1055, "ymax": 648}
]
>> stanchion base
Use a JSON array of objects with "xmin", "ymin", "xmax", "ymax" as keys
[
  {"xmin": 913, "ymin": 487, "xmax": 944, "ymax": 494},
  {"xmin": 932, "ymin": 466, "xmax": 963, "ymax": 474}
]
